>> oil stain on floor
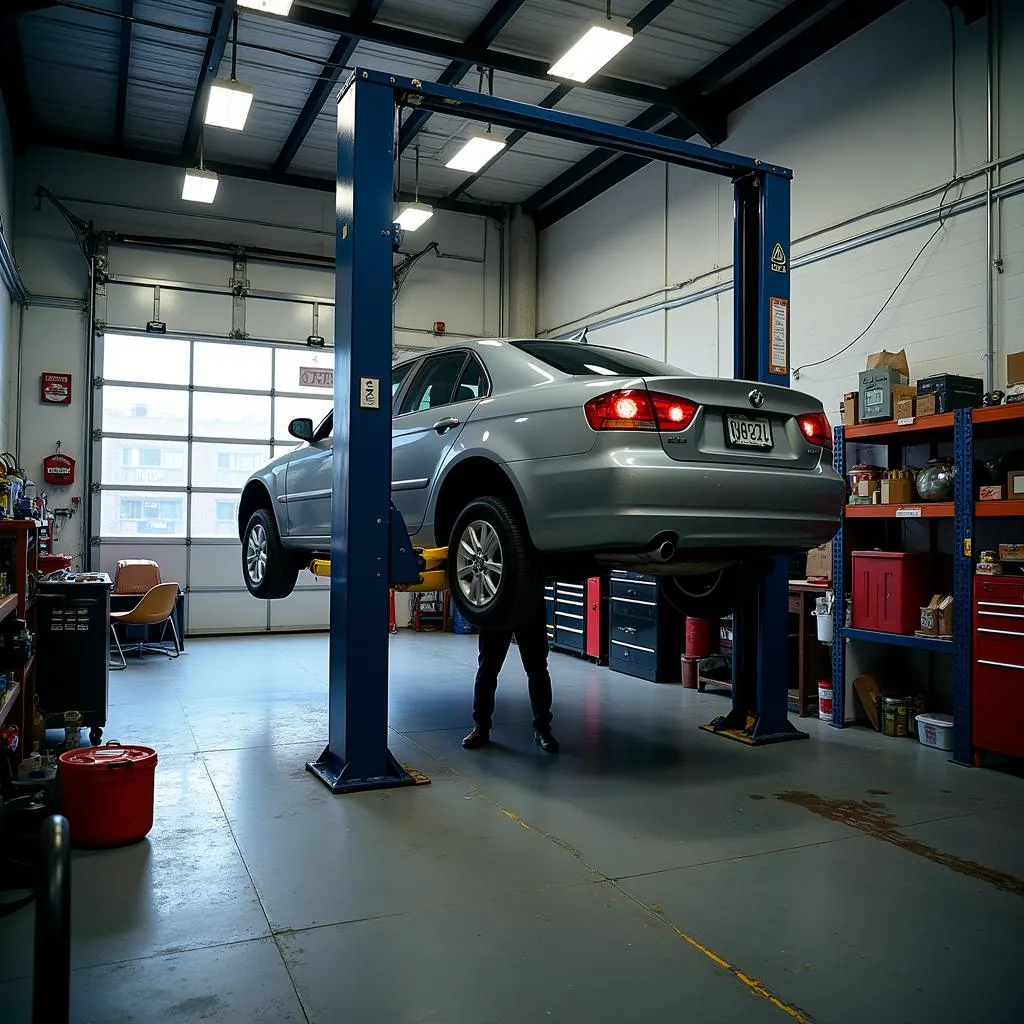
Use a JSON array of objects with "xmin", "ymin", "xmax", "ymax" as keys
[{"xmin": 776, "ymin": 790, "xmax": 1024, "ymax": 898}]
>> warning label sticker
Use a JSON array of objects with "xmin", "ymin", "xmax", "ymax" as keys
[
  {"xmin": 769, "ymin": 297, "xmax": 788, "ymax": 376},
  {"xmin": 771, "ymin": 242, "xmax": 787, "ymax": 273}
]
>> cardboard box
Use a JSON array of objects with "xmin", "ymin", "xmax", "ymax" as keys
[
  {"xmin": 919, "ymin": 595, "xmax": 942, "ymax": 636},
  {"xmin": 999, "ymin": 544, "xmax": 1024, "ymax": 562},
  {"xmin": 977, "ymin": 561, "xmax": 1003, "ymax": 575},
  {"xmin": 894, "ymin": 398, "xmax": 915, "ymax": 420},
  {"xmin": 937, "ymin": 595, "xmax": 954, "ymax": 637},
  {"xmin": 842, "ymin": 392, "xmax": 858, "ymax": 427},
  {"xmin": 916, "ymin": 394, "xmax": 937, "ymax": 417},
  {"xmin": 867, "ymin": 349, "xmax": 910, "ymax": 377},
  {"xmin": 917, "ymin": 373, "xmax": 984, "ymax": 412},
  {"xmin": 805, "ymin": 541, "xmax": 833, "ymax": 581},
  {"xmin": 882, "ymin": 477, "xmax": 913, "ymax": 504},
  {"xmin": 1008, "ymin": 351, "xmax": 1024, "ymax": 386},
  {"xmin": 1007, "ymin": 471, "xmax": 1024, "ymax": 499},
  {"xmin": 979, "ymin": 485, "xmax": 1003, "ymax": 501},
  {"xmin": 857, "ymin": 479, "xmax": 881, "ymax": 500}
]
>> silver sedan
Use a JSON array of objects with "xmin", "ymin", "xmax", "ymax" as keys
[{"xmin": 238, "ymin": 339, "xmax": 843, "ymax": 630}]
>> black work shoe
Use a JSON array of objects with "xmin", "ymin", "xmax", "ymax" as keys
[
  {"xmin": 535, "ymin": 729, "xmax": 559, "ymax": 753},
  {"xmin": 462, "ymin": 727, "xmax": 490, "ymax": 749}
]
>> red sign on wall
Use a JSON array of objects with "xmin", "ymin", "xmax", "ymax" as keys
[{"xmin": 40, "ymin": 372, "xmax": 72, "ymax": 405}]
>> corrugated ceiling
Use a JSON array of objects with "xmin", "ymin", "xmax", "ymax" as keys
[{"xmin": 9, "ymin": 0, "xmax": 845, "ymax": 210}]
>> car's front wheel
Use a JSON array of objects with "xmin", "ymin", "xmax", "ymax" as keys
[
  {"xmin": 242, "ymin": 508, "xmax": 300, "ymax": 599},
  {"xmin": 446, "ymin": 496, "xmax": 542, "ymax": 632}
]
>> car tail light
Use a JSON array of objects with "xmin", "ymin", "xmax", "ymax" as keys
[
  {"xmin": 798, "ymin": 412, "xmax": 832, "ymax": 449},
  {"xmin": 585, "ymin": 390, "xmax": 698, "ymax": 432}
]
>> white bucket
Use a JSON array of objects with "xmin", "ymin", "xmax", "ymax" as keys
[
  {"xmin": 818, "ymin": 681, "xmax": 833, "ymax": 722},
  {"xmin": 915, "ymin": 713, "xmax": 954, "ymax": 751}
]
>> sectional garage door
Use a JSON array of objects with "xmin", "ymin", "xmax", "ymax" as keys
[{"xmin": 90, "ymin": 246, "xmax": 336, "ymax": 635}]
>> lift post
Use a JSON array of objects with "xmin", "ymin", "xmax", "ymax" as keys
[{"xmin": 309, "ymin": 70, "xmax": 806, "ymax": 793}]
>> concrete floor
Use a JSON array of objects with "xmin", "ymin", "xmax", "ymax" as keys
[{"xmin": 1, "ymin": 631, "xmax": 1023, "ymax": 1023}]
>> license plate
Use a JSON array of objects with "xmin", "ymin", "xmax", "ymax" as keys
[{"xmin": 725, "ymin": 415, "xmax": 773, "ymax": 449}]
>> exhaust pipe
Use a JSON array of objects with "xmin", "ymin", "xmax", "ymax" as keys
[{"xmin": 595, "ymin": 539, "xmax": 676, "ymax": 565}]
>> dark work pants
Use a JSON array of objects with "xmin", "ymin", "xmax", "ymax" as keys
[{"xmin": 472, "ymin": 600, "xmax": 553, "ymax": 732}]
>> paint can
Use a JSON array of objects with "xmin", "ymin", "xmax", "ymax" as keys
[
  {"xmin": 818, "ymin": 680, "xmax": 833, "ymax": 722},
  {"xmin": 882, "ymin": 697, "xmax": 908, "ymax": 737}
]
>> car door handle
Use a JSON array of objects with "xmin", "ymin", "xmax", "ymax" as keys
[{"xmin": 433, "ymin": 416, "xmax": 460, "ymax": 435}]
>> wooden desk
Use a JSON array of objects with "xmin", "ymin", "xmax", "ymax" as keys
[{"xmin": 789, "ymin": 580, "xmax": 831, "ymax": 717}]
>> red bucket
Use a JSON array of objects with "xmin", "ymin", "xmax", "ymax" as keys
[
  {"xmin": 685, "ymin": 617, "xmax": 718, "ymax": 659},
  {"xmin": 58, "ymin": 743, "xmax": 158, "ymax": 847}
]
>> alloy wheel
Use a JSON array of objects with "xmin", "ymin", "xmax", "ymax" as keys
[
  {"xmin": 455, "ymin": 520, "xmax": 503, "ymax": 608},
  {"xmin": 246, "ymin": 523, "xmax": 268, "ymax": 585}
]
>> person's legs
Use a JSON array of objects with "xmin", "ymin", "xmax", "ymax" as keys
[
  {"xmin": 514, "ymin": 600, "xmax": 557, "ymax": 749},
  {"xmin": 464, "ymin": 627, "xmax": 512, "ymax": 747}
]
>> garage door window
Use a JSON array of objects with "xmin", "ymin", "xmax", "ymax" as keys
[{"xmin": 97, "ymin": 333, "xmax": 334, "ymax": 559}]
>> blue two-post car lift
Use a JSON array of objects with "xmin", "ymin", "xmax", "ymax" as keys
[{"xmin": 307, "ymin": 68, "xmax": 805, "ymax": 795}]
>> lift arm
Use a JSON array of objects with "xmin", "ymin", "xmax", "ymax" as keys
[{"xmin": 309, "ymin": 545, "xmax": 448, "ymax": 593}]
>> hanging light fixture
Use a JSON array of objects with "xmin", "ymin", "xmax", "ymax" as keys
[
  {"xmin": 549, "ymin": 1, "xmax": 633, "ymax": 83},
  {"xmin": 183, "ymin": 140, "xmax": 218, "ymax": 203},
  {"xmin": 396, "ymin": 144, "xmax": 434, "ymax": 231},
  {"xmin": 237, "ymin": 1, "xmax": 292, "ymax": 14},
  {"xmin": 444, "ymin": 67, "xmax": 506, "ymax": 174},
  {"xmin": 205, "ymin": 12, "xmax": 254, "ymax": 130}
]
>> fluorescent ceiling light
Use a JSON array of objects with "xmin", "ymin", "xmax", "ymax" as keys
[
  {"xmin": 182, "ymin": 168, "xmax": 219, "ymax": 204},
  {"xmin": 237, "ymin": 0, "xmax": 293, "ymax": 14},
  {"xmin": 204, "ymin": 79, "xmax": 254, "ymax": 130},
  {"xmin": 549, "ymin": 19, "xmax": 633, "ymax": 83},
  {"xmin": 444, "ymin": 132, "xmax": 506, "ymax": 173},
  {"xmin": 395, "ymin": 202, "xmax": 434, "ymax": 231}
]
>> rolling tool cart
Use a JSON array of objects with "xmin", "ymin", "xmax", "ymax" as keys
[{"xmin": 33, "ymin": 574, "xmax": 113, "ymax": 746}]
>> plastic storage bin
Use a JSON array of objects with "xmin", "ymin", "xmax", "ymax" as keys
[
  {"xmin": 58, "ymin": 743, "xmax": 158, "ymax": 846},
  {"xmin": 915, "ymin": 713, "xmax": 954, "ymax": 751},
  {"xmin": 851, "ymin": 551, "xmax": 931, "ymax": 634}
]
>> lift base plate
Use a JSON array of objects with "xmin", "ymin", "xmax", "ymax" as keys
[
  {"xmin": 700, "ymin": 709, "xmax": 808, "ymax": 746},
  {"xmin": 305, "ymin": 746, "xmax": 426, "ymax": 794}
]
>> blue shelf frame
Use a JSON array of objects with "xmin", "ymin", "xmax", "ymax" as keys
[
  {"xmin": 830, "ymin": 409, "xmax": 974, "ymax": 766},
  {"xmin": 842, "ymin": 627, "xmax": 954, "ymax": 653}
]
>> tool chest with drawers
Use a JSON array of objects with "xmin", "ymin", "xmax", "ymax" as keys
[{"xmin": 607, "ymin": 570, "xmax": 683, "ymax": 683}]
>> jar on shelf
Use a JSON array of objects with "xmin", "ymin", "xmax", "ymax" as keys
[
  {"xmin": 847, "ymin": 464, "xmax": 882, "ymax": 497},
  {"xmin": 915, "ymin": 458, "xmax": 955, "ymax": 501}
]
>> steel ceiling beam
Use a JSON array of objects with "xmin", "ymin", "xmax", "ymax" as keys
[
  {"xmin": 0, "ymin": 8, "xmax": 33, "ymax": 153},
  {"xmin": 442, "ymin": 0, "xmax": 686, "ymax": 203},
  {"xmin": 272, "ymin": 0, "xmax": 384, "ymax": 174},
  {"xmin": 198, "ymin": 0, "xmax": 719, "ymax": 140},
  {"xmin": 526, "ymin": 0, "xmax": 905, "ymax": 228},
  {"xmin": 35, "ymin": 131, "xmax": 502, "ymax": 220},
  {"xmin": 181, "ymin": 0, "xmax": 237, "ymax": 161},
  {"xmin": 398, "ymin": 0, "xmax": 528, "ymax": 153},
  {"xmin": 115, "ymin": 0, "xmax": 134, "ymax": 147}
]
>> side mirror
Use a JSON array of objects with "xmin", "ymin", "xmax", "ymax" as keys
[{"xmin": 288, "ymin": 417, "xmax": 315, "ymax": 442}]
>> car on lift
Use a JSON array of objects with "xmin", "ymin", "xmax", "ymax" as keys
[{"xmin": 237, "ymin": 338, "xmax": 844, "ymax": 631}]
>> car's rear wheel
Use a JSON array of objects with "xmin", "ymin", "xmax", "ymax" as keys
[
  {"xmin": 242, "ymin": 508, "xmax": 300, "ymax": 599},
  {"xmin": 658, "ymin": 566, "xmax": 748, "ymax": 620},
  {"xmin": 447, "ymin": 496, "xmax": 542, "ymax": 632}
]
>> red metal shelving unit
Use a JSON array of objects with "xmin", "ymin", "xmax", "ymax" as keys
[{"xmin": 845, "ymin": 502, "xmax": 954, "ymax": 519}]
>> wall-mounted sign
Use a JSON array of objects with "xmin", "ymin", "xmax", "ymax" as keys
[
  {"xmin": 40, "ymin": 372, "xmax": 72, "ymax": 405},
  {"xmin": 42, "ymin": 451, "xmax": 76, "ymax": 486},
  {"xmin": 300, "ymin": 366, "xmax": 333, "ymax": 389}
]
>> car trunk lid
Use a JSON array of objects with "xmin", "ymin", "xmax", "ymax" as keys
[{"xmin": 640, "ymin": 376, "xmax": 827, "ymax": 470}]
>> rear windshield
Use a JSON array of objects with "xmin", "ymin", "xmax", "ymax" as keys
[{"xmin": 510, "ymin": 340, "xmax": 685, "ymax": 378}]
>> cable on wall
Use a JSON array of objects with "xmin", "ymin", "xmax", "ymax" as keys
[{"xmin": 793, "ymin": 4, "xmax": 963, "ymax": 379}]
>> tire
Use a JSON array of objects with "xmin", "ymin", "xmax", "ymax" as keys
[
  {"xmin": 242, "ymin": 508, "xmax": 300, "ymax": 599},
  {"xmin": 658, "ymin": 565, "xmax": 750, "ymax": 620},
  {"xmin": 446, "ymin": 495, "xmax": 542, "ymax": 632}
]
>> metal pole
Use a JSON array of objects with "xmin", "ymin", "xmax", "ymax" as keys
[
  {"xmin": 32, "ymin": 815, "xmax": 71, "ymax": 1024},
  {"xmin": 306, "ymin": 72, "xmax": 415, "ymax": 793}
]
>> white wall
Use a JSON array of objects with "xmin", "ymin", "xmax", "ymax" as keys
[
  {"xmin": 0, "ymin": 92, "xmax": 17, "ymax": 453},
  {"xmin": 538, "ymin": 0, "xmax": 1024, "ymax": 421}
]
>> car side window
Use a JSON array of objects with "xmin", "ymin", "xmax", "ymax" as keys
[
  {"xmin": 398, "ymin": 353, "xmax": 467, "ymax": 415},
  {"xmin": 452, "ymin": 355, "xmax": 487, "ymax": 403},
  {"xmin": 392, "ymin": 362, "xmax": 414, "ymax": 399}
]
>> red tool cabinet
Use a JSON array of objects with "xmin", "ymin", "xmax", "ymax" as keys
[
  {"xmin": 850, "ymin": 550, "xmax": 931, "ymax": 634},
  {"xmin": 973, "ymin": 576, "xmax": 1024, "ymax": 760}
]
